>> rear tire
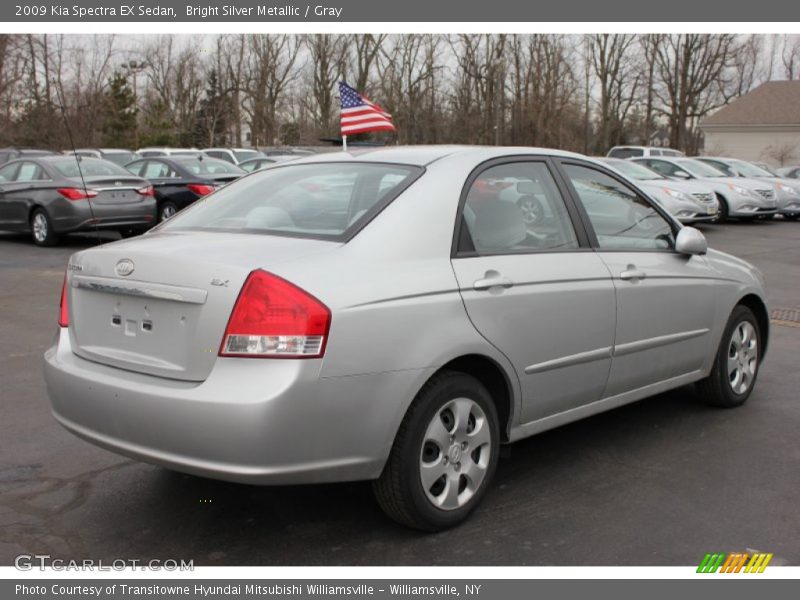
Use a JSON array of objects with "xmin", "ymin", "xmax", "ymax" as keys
[
  {"xmin": 159, "ymin": 202, "xmax": 178, "ymax": 222},
  {"xmin": 30, "ymin": 208, "xmax": 59, "ymax": 247},
  {"xmin": 696, "ymin": 305, "xmax": 761, "ymax": 408},
  {"xmin": 373, "ymin": 371, "xmax": 500, "ymax": 531}
]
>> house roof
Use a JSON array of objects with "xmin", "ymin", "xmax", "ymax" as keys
[{"xmin": 701, "ymin": 81, "xmax": 800, "ymax": 128}]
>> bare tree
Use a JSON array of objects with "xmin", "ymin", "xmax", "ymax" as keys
[
  {"xmin": 243, "ymin": 35, "xmax": 301, "ymax": 147},
  {"xmin": 588, "ymin": 34, "xmax": 640, "ymax": 152}
]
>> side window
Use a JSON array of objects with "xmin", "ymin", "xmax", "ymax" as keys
[
  {"xmin": 16, "ymin": 162, "xmax": 47, "ymax": 182},
  {"xmin": 0, "ymin": 163, "xmax": 19, "ymax": 182},
  {"xmin": 125, "ymin": 162, "xmax": 144, "ymax": 177},
  {"xmin": 646, "ymin": 160, "xmax": 679, "ymax": 178},
  {"xmin": 459, "ymin": 162, "xmax": 579, "ymax": 254},
  {"xmin": 562, "ymin": 163, "xmax": 675, "ymax": 251},
  {"xmin": 142, "ymin": 161, "xmax": 176, "ymax": 179}
]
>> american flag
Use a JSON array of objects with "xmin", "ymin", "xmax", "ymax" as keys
[{"xmin": 339, "ymin": 81, "xmax": 395, "ymax": 136}]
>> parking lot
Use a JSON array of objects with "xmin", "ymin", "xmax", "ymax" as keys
[{"xmin": 0, "ymin": 219, "xmax": 799, "ymax": 567}]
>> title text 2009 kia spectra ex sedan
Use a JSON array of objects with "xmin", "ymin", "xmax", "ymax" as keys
[{"xmin": 44, "ymin": 146, "xmax": 769, "ymax": 531}]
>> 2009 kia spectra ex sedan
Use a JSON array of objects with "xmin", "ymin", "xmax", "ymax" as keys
[{"xmin": 45, "ymin": 146, "xmax": 769, "ymax": 531}]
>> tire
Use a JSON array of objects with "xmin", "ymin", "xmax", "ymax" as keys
[
  {"xmin": 517, "ymin": 196, "xmax": 544, "ymax": 226},
  {"xmin": 159, "ymin": 202, "xmax": 178, "ymax": 222},
  {"xmin": 758, "ymin": 213, "xmax": 776, "ymax": 221},
  {"xmin": 716, "ymin": 196, "xmax": 729, "ymax": 224},
  {"xmin": 120, "ymin": 228, "xmax": 147, "ymax": 239},
  {"xmin": 696, "ymin": 305, "xmax": 761, "ymax": 408},
  {"xmin": 784, "ymin": 213, "xmax": 799, "ymax": 221},
  {"xmin": 373, "ymin": 371, "xmax": 500, "ymax": 531},
  {"xmin": 30, "ymin": 208, "xmax": 60, "ymax": 247}
]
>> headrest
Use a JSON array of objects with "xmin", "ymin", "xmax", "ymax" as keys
[{"xmin": 472, "ymin": 202, "xmax": 526, "ymax": 250}]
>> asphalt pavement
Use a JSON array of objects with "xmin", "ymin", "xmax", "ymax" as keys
[{"xmin": 0, "ymin": 220, "xmax": 798, "ymax": 566}]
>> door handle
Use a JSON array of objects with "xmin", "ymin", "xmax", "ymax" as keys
[
  {"xmin": 619, "ymin": 266, "xmax": 647, "ymax": 281},
  {"xmin": 473, "ymin": 276, "xmax": 514, "ymax": 291}
]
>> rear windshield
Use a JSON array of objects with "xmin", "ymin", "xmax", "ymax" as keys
[
  {"xmin": 173, "ymin": 157, "xmax": 245, "ymax": 175},
  {"xmin": 103, "ymin": 152, "xmax": 137, "ymax": 166},
  {"xmin": 160, "ymin": 162, "xmax": 422, "ymax": 240},
  {"xmin": 676, "ymin": 159, "xmax": 726, "ymax": 178},
  {"xmin": 607, "ymin": 148, "xmax": 644, "ymax": 159},
  {"xmin": 234, "ymin": 150, "xmax": 262, "ymax": 162},
  {"xmin": 51, "ymin": 158, "xmax": 131, "ymax": 178}
]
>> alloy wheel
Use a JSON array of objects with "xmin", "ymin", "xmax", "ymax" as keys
[
  {"xmin": 32, "ymin": 212, "xmax": 48, "ymax": 243},
  {"xmin": 728, "ymin": 321, "xmax": 758, "ymax": 395}
]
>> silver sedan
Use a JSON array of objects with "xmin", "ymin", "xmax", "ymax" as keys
[{"xmin": 45, "ymin": 147, "xmax": 769, "ymax": 531}]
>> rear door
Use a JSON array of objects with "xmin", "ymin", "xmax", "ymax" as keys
[
  {"xmin": 0, "ymin": 162, "xmax": 50, "ymax": 227},
  {"xmin": 558, "ymin": 160, "xmax": 717, "ymax": 397},
  {"xmin": 451, "ymin": 158, "xmax": 617, "ymax": 423},
  {"xmin": 0, "ymin": 162, "xmax": 20, "ymax": 227}
]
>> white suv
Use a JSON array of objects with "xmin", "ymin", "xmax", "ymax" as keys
[{"xmin": 607, "ymin": 146, "xmax": 684, "ymax": 159}]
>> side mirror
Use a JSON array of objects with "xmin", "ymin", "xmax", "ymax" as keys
[{"xmin": 675, "ymin": 226, "xmax": 707, "ymax": 255}]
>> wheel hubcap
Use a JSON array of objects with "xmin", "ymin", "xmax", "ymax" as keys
[
  {"xmin": 32, "ymin": 214, "xmax": 47, "ymax": 242},
  {"xmin": 727, "ymin": 321, "xmax": 758, "ymax": 395},
  {"xmin": 419, "ymin": 397, "xmax": 492, "ymax": 511},
  {"xmin": 161, "ymin": 206, "xmax": 176, "ymax": 221}
]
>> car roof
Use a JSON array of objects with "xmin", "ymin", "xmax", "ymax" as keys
[{"xmin": 286, "ymin": 145, "xmax": 587, "ymax": 167}]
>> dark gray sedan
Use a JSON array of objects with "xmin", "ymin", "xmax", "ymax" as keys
[{"xmin": 0, "ymin": 156, "xmax": 157, "ymax": 246}]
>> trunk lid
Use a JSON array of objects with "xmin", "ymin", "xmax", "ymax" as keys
[
  {"xmin": 73, "ymin": 176, "xmax": 149, "ymax": 205},
  {"xmin": 66, "ymin": 231, "xmax": 339, "ymax": 381}
]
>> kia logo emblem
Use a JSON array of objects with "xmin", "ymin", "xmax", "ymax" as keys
[{"xmin": 115, "ymin": 259, "xmax": 135, "ymax": 277}]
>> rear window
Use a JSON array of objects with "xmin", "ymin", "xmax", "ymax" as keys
[
  {"xmin": 160, "ymin": 162, "xmax": 422, "ymax": 240},
  {"xmin": 103, "ymin": 152, "xmax": 137, "ymax": 166},
  {"xmin": 173, "ymin": 157, "xmax": 244, "ymax": 175},
  {"xmin": 607, "ymin": 147, "xmax": 644, "ymax": 159},
  {"xmin": 51, "ymin": 158, "xmax": 131, "ymax": 178}
]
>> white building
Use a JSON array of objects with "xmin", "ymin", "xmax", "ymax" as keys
[{"xmin": 699, "ymin": 81, "xmax": 800, "ymax": 166}]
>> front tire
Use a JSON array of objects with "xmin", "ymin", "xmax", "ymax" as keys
[
  {"xmin": 716, "ymin": 196, "xmax": 729, "ymax": 223},
  {"xmin": 373, "ymin": 371, "xmax": 500, "ymax": 531},
  {"xmin": 31, "ymin": 208, "xmax": 59, "ymax": 246},
  {"xmin": 696, "ymin": 305, "xmax": 761, "ymax": 408}
]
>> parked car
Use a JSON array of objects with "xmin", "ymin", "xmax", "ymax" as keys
[
  {"xmin": 46, "ymin": 147, "xmax": 769, "ymax": 531},
  {"xmin": 776, "ymin": 165, "xmax": 800, "ymax": 179},
  {"xmin": 67, "ymin": 148, "xmax": 141, "ymax": 167},
  {"xmin": 259, "ymin": 147, "xmax": 316, "ymax": 157},
  {"xmin": 0, "ymin": 147, "xmax": 58, "ymax": 165},
  {"xmin": 0, "ymin": 156, "xmax": 156, "ymax": 246},
  {"xmin": 598, "ymin": 158, "xmax": 719, "ymax": 223},
  {"xmin": 125, "ymin": 155, "xmax": 245, "ymax": 221},
  {"xmin": 136, "ymin": 147, "xmax": 203, "ymax": 158},
  {"xmin": 633, "ymin": 157, "xmax": 778, "ymax": 222},
  {"xmin": 202, "ymin": 148, "xmax": 265, "ymax": 165},
  {"xmin": 238, "ymin": 155, "xmax": 298, "ymax": 172},
  {"xmin": 607, "ymin": 146, "xmax": 684, "ymax": 159},
  {"xmin": 696, "ymin": 157, "xmax": 800, "ymax": 221}
]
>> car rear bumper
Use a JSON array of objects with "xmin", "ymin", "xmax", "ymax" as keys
[
  {"xmin": 51, "ymin": 199, "xmax": 157, "ymax": 233},
  {"xmin": 44, "ymin": 328, "xmax": 430, "ymax": 484}
]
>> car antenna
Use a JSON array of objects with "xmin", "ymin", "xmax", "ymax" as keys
[{"xmin": 52, "ymin": 77, "xmax": 102, "ymax": 244}]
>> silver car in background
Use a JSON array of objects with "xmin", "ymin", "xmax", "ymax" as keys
[
  {"xmin": 633, "ymin": 157, "xmax": 778, "ymax": 222},
  {"xmin": 696, "ymin": 157, "xmax": 800, "ymax": 221},
  {"xmin": 45, "ymin": 147, "xmax": 769, "ymax": 530},
  {"xmin": 598, "ymin": 158, "xmax": 718, "ymax": 223}
]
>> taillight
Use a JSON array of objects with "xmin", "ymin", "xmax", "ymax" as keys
[
  {"xmin": 58, "ymin": 275, "xmax": 69, "ymax": 327},
  {"xmin": 219, "ymin": 270, "xmax": 331, "ymax": 358},
  {"xmin": 186, "ymin": 183, "xmax": 215, "ymax": 196},
  {"xmin": 136, "ymin": 185, "xmax": 155, "ymax": 196},
  {"xmin": 57, "ymin": 187, "xmax": 98, "ymax": 201}
]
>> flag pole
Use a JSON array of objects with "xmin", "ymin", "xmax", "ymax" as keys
[{"xmin": 342, "ymin": 135, "xmax": 348, "ymax": 152}]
